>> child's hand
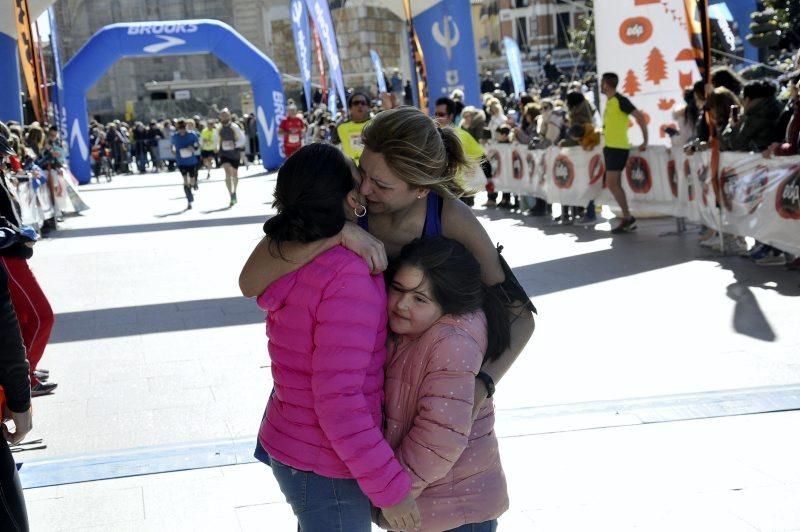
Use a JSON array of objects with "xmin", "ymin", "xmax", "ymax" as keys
[{"xmin": 381, "ymin": 494, "xmax": 421, "ymax": 531}]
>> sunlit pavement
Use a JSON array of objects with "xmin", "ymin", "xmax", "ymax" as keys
[{"xmin": 18, "ymin": 166, "xmax": 800, "ymax": 530}]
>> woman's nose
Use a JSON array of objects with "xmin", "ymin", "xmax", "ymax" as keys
[{"xmin": 359, "ymin": 179, "xmax": 371, "ymax": 196}]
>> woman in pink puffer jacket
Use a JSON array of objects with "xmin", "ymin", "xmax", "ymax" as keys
[
  {"xmin": 379, "ymin": 237, "xmax": 512, "ymax": 532},
  {"xmin": 240, "ymin": 144, "xmax": 419, "ymax": 532}
]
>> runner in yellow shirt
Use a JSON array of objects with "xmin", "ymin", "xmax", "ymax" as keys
[
  {"xmin": 331, "ymin": 92, "xmax": 371, "ymax": 162},
  {"xmin": 600, "ymin": 72, "xmax": 648, "ymax": 233},
  {"xmin": 199, "ymin": 120, "xmax": 217, "ymax": 179},
  {"xmin": 434, "ymin": 96, "xmax": 485, "ymax": 206}
]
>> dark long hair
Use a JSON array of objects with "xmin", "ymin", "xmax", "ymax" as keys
[
  {"xmin": 393, "ymin": 237, "xmax": 511, "ymax": 363},
  {"xmin": 263, "ymin": 144, "xmax": 353, "ymax": 254}
]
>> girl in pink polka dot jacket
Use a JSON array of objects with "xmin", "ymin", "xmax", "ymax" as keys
[{"xmin": 378, "ymin": 237, "xmax": 511, "ymax": 532}]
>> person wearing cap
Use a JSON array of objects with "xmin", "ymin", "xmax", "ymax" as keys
[
  {"xmin": 278, "ymin": 104, "xmax": 306, "ymax": 158},
  {"xmin": 172, "ymin": 119, "xmax": 201, "ymax": 210},
  {"xmin": 216, "ymin": 108, "xmax": 246, "ymax": 206},
  {"xmin": 331, "ymin": 92, "xmax": 371, "ymax": 163}
]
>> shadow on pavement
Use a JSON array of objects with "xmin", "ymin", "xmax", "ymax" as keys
[
  {"xmin": 50, "ymin": 296, "xmax": 263, "ymax": 343},
  {"xmin": 77, "ymin": 171, "xmax": 272, "ymax": 193},
  {"xmin": 49, "ymin": 215, "xmax": 269, "ymax": 238},
  {"xmin": 154, "ymin": 208, "xmax": 191, "ymax": 218}
]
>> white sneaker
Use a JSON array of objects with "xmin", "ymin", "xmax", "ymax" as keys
[
  {"xmin": 699, "ymin": 234, "xmax": 719, "ymax": 248},
  {"xmin": 755, "ymin": 250, "xmax": 787, "ymax": 266}
]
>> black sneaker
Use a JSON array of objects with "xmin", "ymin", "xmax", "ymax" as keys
[
  {"xmin": 32, "ymin": 382, "xmax": 58, "ymax": 397},
  {"xmin": 33, "ymin": 369, "xmax": 49, "ymax": 382},
  {"xmin": 611, "ymin": 217, "xmax": 637, "ymax": 234}
]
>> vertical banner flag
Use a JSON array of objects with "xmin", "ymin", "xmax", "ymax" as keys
[
  {"xmin": 594, "ymin": 0, "xmax": 700, "ymax": 146},
  {"xmin": 402, "ymin": 0, "xmax": 427, "ymax": 110},
  {"xmin": 33, "ymin": 21, "xmax": 50, "ymax": 120},
  {"xmin": 682, "ymin": 0, "xmax": 707, "ymax": 77},
  {"xmin": 48, "ymin": 7, "xmax": 67, "ymax": 141},
  {"xmin": 413, "ymin": 0, "xmax": 481, "ymax": 114},
  {"xmin": 311, "ymin": 20, "xmax": 327, "ymax": 98},
  {"xmin": 370, "ymin": 50, "xmax": 388, "ymax": 93},
  {"xmin": 290, "ymin": 0, "xmax": 313, "ymax": 111},
  {"xmin": 13, "ymin": 0, "xmax": 45, "ymax": 121},
  {"xmin": 304, "ymin": 0, "xmax": 347, "ymax": 114},
  {"xmin": 502, "ymin": 37, "xmax": 525, "ymax": 98}
]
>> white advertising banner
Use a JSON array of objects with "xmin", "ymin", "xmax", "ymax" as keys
[
  {"xmin": 16, "ymin": 169, "xmax": 89, "ymax": 228},
  {"xmin": 477, "ymin": 142, "xmax": 800, "ymax": 256},
  {"xmin": 594, "ymin": 0, "xmax": 700, "ymax": 146}
]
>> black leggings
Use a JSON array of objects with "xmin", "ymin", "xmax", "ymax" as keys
[{"xmin": 0, "ymin": 440, "xmax": 28, "ymax": 532}]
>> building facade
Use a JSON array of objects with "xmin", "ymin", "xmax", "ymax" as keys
[
  {"xmin": 53, "ymin": 0, "xmax": 406, "ymax": 120},
  {"xmin": 475, "ymin": 0, "xmax": 591, "ymax": 72}
]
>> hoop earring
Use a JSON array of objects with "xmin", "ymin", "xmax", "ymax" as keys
[{"xmin": 354, "ymin": 204, "xmax": 367, "ymax": 218}]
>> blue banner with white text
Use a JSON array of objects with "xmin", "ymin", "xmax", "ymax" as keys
[
  {"xmin": 290, "ymin": 0, "xmax": 313, "ymax": 111},
  {"xmin": 413, "ymin": 0, "xmax": 481, "ymax": 114},
  {"xmin": 304, "ymin": 0, "xmax": 347, "ymax": 114},
  {"xmin": 503, "ymin": 37, "xmax": 524, "ymax": 98},
  {"xmin": 48, "ymin": 7, "xmax": 67, "ymax": 140}
]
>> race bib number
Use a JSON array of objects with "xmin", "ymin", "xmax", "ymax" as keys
[
  {"xmin": 179, "ymin": 147, "xmax": 194, "ymax": 158},
  {"xmin": 350, "ymin": 134, "xmax": 364, "ymax": 150},
  {"xmin": 288, "ymin": 134, "xmax": 301, "ymax": 144},
  {"xmin": 222, "ymin": 140, "xmax": 235, "ymax": 151}
]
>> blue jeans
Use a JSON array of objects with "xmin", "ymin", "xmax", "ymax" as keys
[
  {"xmin": 447, "ymin": 520, "xmax": 498, "ymax": 532},
  {"xmin": 270, "ymin": 459, "xmax": 371, "ymax": 532}
]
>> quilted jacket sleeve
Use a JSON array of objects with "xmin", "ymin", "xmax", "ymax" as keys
[
  {"xmin": 396, "ymin": 330, "xmax": 482, "ymax": 498},
  {"xmin": 312, "ymin": 263, "xmax": 411, "ymax": 508}
]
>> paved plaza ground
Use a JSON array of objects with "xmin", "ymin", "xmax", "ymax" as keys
[{"xmin": 14, "ymin": 166, "xmax": 800, "ymax": 531}]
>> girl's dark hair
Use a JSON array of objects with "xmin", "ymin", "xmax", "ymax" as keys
[
  {"xmin": 394, "ymin": 237, "xmax": 511, "ymax": 363},
  {"xmin": 263, "ymin": 144, "xmax": 353, "ymax": 254}
]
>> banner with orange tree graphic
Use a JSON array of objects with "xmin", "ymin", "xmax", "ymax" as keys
[{"xmin": 594, "ymin": 0, "xmax": 700, "ymax": 147}]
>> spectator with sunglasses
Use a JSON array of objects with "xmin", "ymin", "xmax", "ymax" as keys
[{"xmin": 331, "ymin": 92, "xmax": 371, "ymax": 163}]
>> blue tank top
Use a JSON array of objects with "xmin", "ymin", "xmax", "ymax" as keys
[{"xmin": 357, "ymin": 193, "xmax": 443, "ymax": 237}]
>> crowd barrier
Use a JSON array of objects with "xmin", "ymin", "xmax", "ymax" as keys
[
  {"xmin": 475, "ymin": 143, "xmax": 800, "ymax": 256},
  {"xmin": 16, "ymin": 169, "xmax": 89, "ymax": 229}
]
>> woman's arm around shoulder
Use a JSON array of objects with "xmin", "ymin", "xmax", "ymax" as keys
[
  {"xmin": 441, "ymin": 198, "xmax": 536, "ymax": 411},
  {"xmin": 441, "ymin": 199, "xmax": 504, "ymax": 285},
  {"xmin": 238, "ymin": 235, "xmax": 340, "ymax": 298}
]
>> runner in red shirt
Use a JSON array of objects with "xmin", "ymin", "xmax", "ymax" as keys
[{"xmin": 279, "ymin": 104, "xmax": 306, "ymax": 158}]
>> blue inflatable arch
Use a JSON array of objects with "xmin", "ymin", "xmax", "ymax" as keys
[{"xmin": 63, "ymin": 19, "xmax": 286, "ymax": 184}]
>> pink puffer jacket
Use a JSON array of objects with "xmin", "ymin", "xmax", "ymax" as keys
[
  {"xmin": 257, "ymin": 245, "xmax": 411, "ymax": 508},
  {"xmin": 384, "ymin": 312, "xmax": 509, "ymax": 531}
]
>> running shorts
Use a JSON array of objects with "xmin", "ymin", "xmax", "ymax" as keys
[
  {"xmin": 603, "ymin": 147, "xmax": 630, "ymax": 172},
  {"xmin": 220, "ymin": 156, "xmax": 240, "ymax": 169},
  {"xmin": 178, "ymin": 165, "xmax": 198, "ymax": 178}
]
